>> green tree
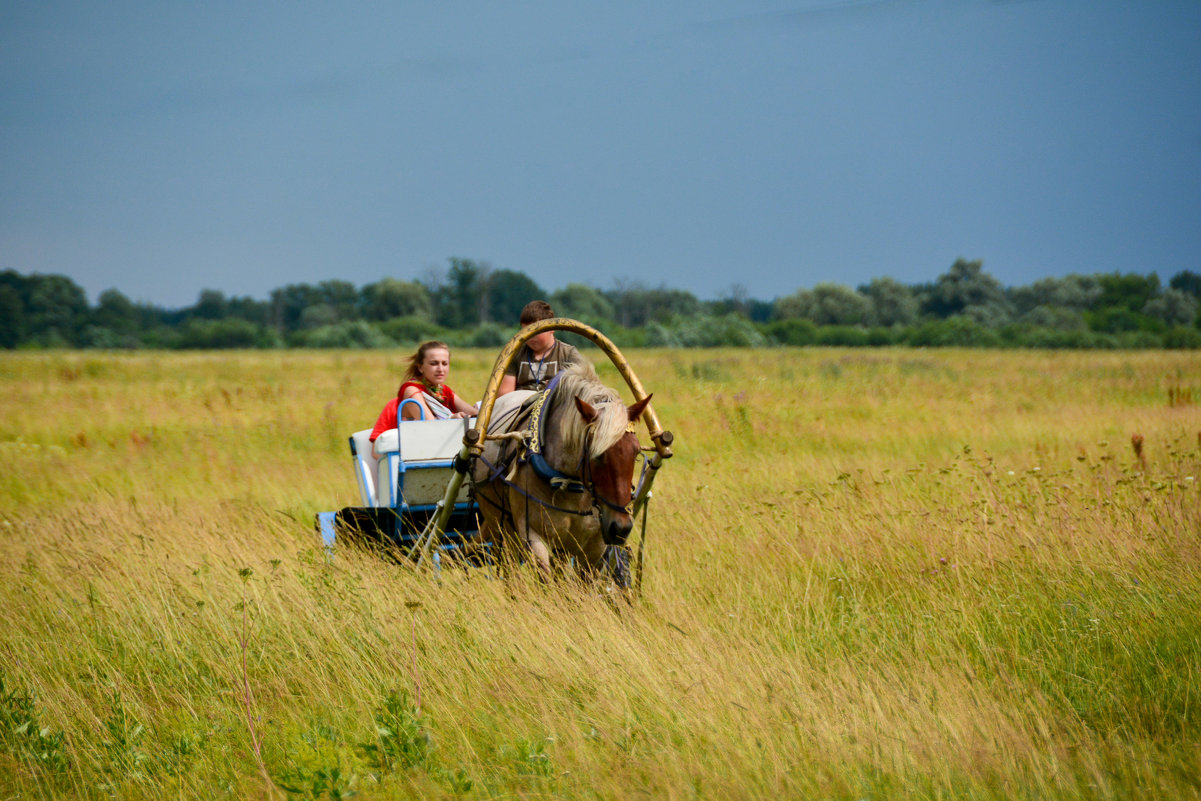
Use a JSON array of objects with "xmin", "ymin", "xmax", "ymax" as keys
[
  {"xmin": 774, "ymin": 283, "xmax": 871, "ymax": 326},
  {"xmin": 225, "ymin": 296, "xmax": 270, "ymax": 325},
  {"xmin": 93, "ymin": 289, "xmax": 141, "ymax": 336},
  {"xmin": 1009, "ymin": 274, "xmax": 1102, "ymax": 315},
  {"xmin": 859, "ymin": 277, "xmax": 918, "ymax": 327},
  {"xmin": 921, "ymin": 259, "xmax": 1008, "ymax": 319},
  {"xmin": 1168, "ymin": 270, "xmax": 1201, "ymax": 299},
  {"xmin": 299, "ymin": 304, "xmax": 339, "ymax": 329},
  {"xmin": 551, "ymin": 283, "xmax": 615, "ymax": 324},
  {"xmin": 1021, "ymin": 305, "xmax": 1088, "ymax": 331},
  {"xmin": 435, "ymin": 258, "xmax": 486, "ymax": 328},
  {"xmin": 705, "ymin": 284, "xmax": 751, "ymax": 319},
  {"xmin": 1143, "ymin": 289, "xmax": 1198, "ymax": 328},
  {"xmin": 811, "ymin": 283, "xmax": 872, "ymax": 325},
  {"xmin": 360, "ymin": 278, "xmax": 431, "ymax": 321},
  {"xmin": 0, "ymin": 285, "xmax": 24, "ymax": 348},
  {"xmin": 26, "ymin": 274, "xmax": 89, "ymax": 344},
  {"xmin": 318, "ymin": 280, "xmax": 359, "ymax": 322},
  {"xmin": 192, "ymin": 289, "xmax": 228, "ymax": 320},
  {"xmin": 1086, "ymin": 307, "xmax": 1149, "ymax": 334},
  {"xmin": 487, "ymin": 269, "xmax": 545, "ymax": 325},
  {"xmin": 269, "ymin": 283, "xmax": 325, "ymax": 332},
  {"xmin": 962, "ymin": 301, "xmax": 1015, "ymax": 328},
  {"xmin": 606, "ymin": 281, "xmax": 700, "ymax": 328},
  {"xmin": 1094, "ymin": 272, "xmax": 1160, "ymax": 312}
]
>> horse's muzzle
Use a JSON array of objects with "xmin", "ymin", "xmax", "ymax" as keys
[{"xmin": 603, "ymin": 514, "xmax": 633, "ymax": 546}]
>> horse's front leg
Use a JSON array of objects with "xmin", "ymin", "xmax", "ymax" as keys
[
  {"xmin": 523, "ymin": 531, "xmax": 553, "ymax": 582},
  {"xmin": 509, "ymin": 494, "xmax": 553, "ymax": 582}
]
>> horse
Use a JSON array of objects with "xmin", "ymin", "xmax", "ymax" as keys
[{"xmin": 471, "ymin": 362, "xmax": 651, "ymax": 584}]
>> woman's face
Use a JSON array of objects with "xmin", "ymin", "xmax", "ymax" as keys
[{"xmin": 418, "ymin": 348, "xmax": 451, "ymax": 386}]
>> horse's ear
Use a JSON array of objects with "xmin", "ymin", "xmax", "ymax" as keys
[
  {"xmin": 627, "ymin": 394, "xmax": 652, "ymax": 423},
  {"xmin": 574, "ymin": 396, "xmax": 599, "ymax": 423}
]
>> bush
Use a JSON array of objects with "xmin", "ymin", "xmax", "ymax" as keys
[
  {"xmin": 465, "ymin": 324, "xmax": 509, "ymax": 348},
  {"xmin": 1113, "ymin": 330, "xmax": 1164, "ymax": 349},
  {"xmin": 764, "ymin": 319, "xmax": 818, "ymax": 346},
  {"xmin": 295, "ymin": 321, "xmax": 395, "ymax": 349},
  {"xmin": 815, "ymin": 326, "xmax": 870, "ymax": 347},
  {"xmin": 603, "ymin": 326, "xmax": 647, "ymax": 349},
  {"xmin": 1162, "ymin": 326, "xmax": 1201, "ymax": 349},
  {"xmin": 905, "ymin": 317, "xmax": 1001, "ymax": 347},
  {"xmin": 1020, "ymin": 305, "xmax": 1088, "ymax": 331},
  {"xmin": 178, "ymin": 319, "xmax": 280, "ymax": 349},
  {"xmin": 865, "ymin": 327, "xmax": 901, "ymax": 346},
  {"xmin": 641, "ymin": 314, "xmax": 766, "ymax": 348},
  {"xmin": 135, "ymin": 327, "xmax": 183, "ymax": 349},
  {"xmin": 999, "ymin": 324, "xmax": 1112, "ymax": 349},
  {"xmin": 78, "ymin": 325, "xmax": 141, "ymax": 350},
  {"xmin": 378, "ymin": 316, "xmax": 450, "ymax": 346},
  {"xmin": 643, "ymin": 322, "xmax": 679, "ymax": 348},
  {"xmin": 1085, "ymin": 307, "xmax": 1162, "ymax": 334}
]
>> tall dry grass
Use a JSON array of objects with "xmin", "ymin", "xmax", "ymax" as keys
[{"xmin": 1, "ymin": 348, "xmax": 1199, "ymax": 800}]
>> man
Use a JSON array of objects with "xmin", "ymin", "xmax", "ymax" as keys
[{"xmin": 497, "ymin": 300, "xmax": 582, "ymax": 395}]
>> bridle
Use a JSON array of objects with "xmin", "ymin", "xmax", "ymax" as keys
[{"xmin": 577, "ymin": 423, "xmax": 639, "ymax": 516}]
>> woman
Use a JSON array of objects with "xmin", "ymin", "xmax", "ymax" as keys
[{"xmin": 369, "ymin": 341, "xmax": 477, "ymax": 442}]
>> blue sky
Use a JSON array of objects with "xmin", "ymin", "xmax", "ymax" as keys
[{"xmin": 2, "ymin": 0, "xmax": 1199, "ymax": 308}]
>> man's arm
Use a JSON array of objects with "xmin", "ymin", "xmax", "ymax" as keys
[{"xmin": 496, "ymin": 374, "xmax": 517, "ymax": 396}]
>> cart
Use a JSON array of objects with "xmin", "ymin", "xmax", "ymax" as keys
[{"xmin": 315, "ymin": 319, "xmax": 674, "ymax": 587}]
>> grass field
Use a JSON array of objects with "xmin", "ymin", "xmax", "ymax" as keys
[{"xmin": 2, "ymin": 347, "xmax": 1199, "ymax": 800}]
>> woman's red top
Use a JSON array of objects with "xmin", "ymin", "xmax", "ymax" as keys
[{"xmin": 369, "ymin": 382, "xmax": 458, "ymax": 441}]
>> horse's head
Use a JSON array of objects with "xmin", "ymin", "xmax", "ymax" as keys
[{"xmin": 574, "ymin": 394, "xmax": 652, "ymax": 546}]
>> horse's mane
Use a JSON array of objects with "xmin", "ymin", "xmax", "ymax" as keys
[{"xmin": 551, "ymin": 361, "xmax": 628, "ymax": 462}]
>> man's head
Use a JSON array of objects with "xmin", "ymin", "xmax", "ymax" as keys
[
  {"xmin": 519, "ymin": 300, "xmax": 556, "ymax": 354},
  {"xmin": 519, "ymin": 300, "xmax": 555, "ymax": 326}
]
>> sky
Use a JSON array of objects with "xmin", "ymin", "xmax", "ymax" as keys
[{"xmin": 2, "ymin": 0, "xmax": 1199, "ymax": 309}]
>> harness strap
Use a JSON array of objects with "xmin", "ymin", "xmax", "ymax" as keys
[
  {"xmin": 528, "ymin": 452, "xmax": 586, "ymax": 493},
  {"xmin": 475, "ymin": 453, "xmax": 595, "ymax": 517}
]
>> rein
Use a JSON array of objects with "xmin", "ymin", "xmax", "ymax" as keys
[{"xmin": 475, "ymin": 451, "xmax": 596, "ymax": 518}]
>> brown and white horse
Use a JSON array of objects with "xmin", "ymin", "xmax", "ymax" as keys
[{"xmin": 471, "ymin": 362, "xmax": 651, "ymax": 582}]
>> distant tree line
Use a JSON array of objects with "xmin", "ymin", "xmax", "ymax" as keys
[{"xmin": 3, "ymin": 258, "xmax": 1200, "ymax": 350}]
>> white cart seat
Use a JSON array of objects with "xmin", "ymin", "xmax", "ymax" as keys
[
  {"xmin": 371, "ymin": 418, "xmax": 475, "ymax": 509},
  {"xmin": 348, "ymin": 429, "xmax": 379, "ymax": 507}
]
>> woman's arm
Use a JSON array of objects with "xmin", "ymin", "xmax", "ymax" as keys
[
  {"xmin": 451, "ymin": 394, "xmax": 478, "ymax": 418},
  {"xmin": 400, "ymin": 386, "xmax": 432, "ymax": 420}
]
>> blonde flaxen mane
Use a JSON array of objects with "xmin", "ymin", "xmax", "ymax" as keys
[{"xmin": 552, "ymin": 362, "xmax": 630, "ymax": 463}]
